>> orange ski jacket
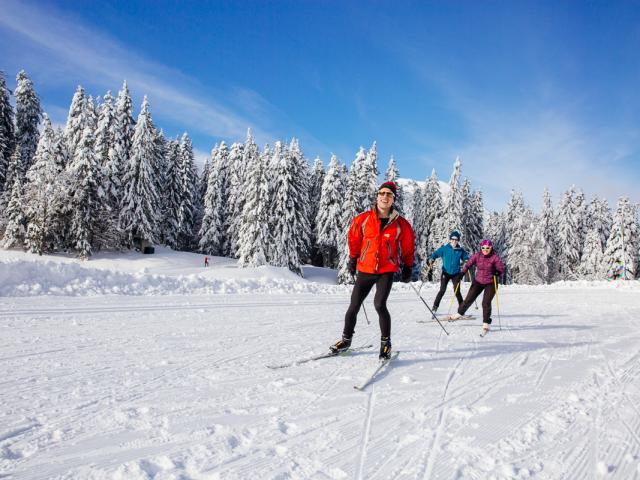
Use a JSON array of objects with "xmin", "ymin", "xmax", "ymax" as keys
[{"xmin": 348, "ymin": 208, "xmax": 415, "ymax": 274}]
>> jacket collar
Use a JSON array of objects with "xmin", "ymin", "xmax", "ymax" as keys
[{"xmin": 373, "ymin": 207, "xmax": 399, "ymax": 223}]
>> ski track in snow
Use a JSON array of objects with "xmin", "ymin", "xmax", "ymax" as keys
[{"xmin": 1, "ymin": 263, "xmax": 640, "ymax": 479}]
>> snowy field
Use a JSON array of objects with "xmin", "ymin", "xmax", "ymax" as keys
[{"xmin": 1, "ymin": 249, "xmax": 640, "ymax": 479}]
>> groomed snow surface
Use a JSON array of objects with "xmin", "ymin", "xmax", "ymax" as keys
[{"xmin": 1, "ymin": 248, "xmax": 640, "ymax": 479}]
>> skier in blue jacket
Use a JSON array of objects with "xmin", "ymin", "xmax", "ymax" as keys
[{"xmin": 428, "ymin": 231, "xmax": 470, "ymax": 312}]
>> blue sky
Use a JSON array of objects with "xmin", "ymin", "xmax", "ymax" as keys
[{"xmin": 1, "ymin": 0, "xmax": 639, "ymax": 211}]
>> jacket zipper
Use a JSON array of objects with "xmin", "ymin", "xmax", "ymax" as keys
[
  {"xmin": 360, "ymin": 240, "xmax": 371, "ymax": 262},
  {"xmin": 386, "ymin": 240, "xmax": 396, "ymax": 265}
]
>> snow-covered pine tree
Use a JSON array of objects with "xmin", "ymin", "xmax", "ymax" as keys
[
  {"xmin": 194, "ymin": 144, "xmax": 216, "ymax": 244},
  {"xmin": 409, "ymin": 180, "xmax": 424, "ymax": 272},
  {"xmin": 460, "ymin": 178, "xmax": 473, "ymax": 251},
  {"xmin": 268, "ymin": 140, "xmax": 311, "ymax": 275},
  {"xmin": 161, "ymin": 139, "xmax": 181, "ymax": 249},
  {"xmin": 521, "ymin": 215, "xmax": 547, "ymax": 285},
  {"xmin": 1, "ymin": 146, "xmax": 24, "ymax": 233},
  {"xmin": 467, "ymin": 189, "xmax": 484, "ymax": 252},
  {"xmin": 67, "ymin": 123, "xmax": 102, "ymax": 258},
  {"xmin": 484, "ymin": 211, "xmax": 507, "ymax": 260},
  {"xmin": 339, "ymin": 163, "xmax": 348, "ymax": 181},
  {"xmin": 556, "ymin": 186, "xmax": 581, "ymax": 280},
  {"xmin": 579, "ymin": 228, "xmax": 604, "ymax": 280},
  {"xmin": 177, "ymin": 133, "xmax": 198, "ymax": 250},
  {"xmin": 587, "ymin": 196, "xmax": 611, "ymax": 251},
  {"xmin": 106, "ymin": 81, "xmax": 135, "ymax": 216},
  {"xmin": 308, "ymin": 156, "xmax": 325, "ymax": 265},
  {"xmin": 309, "ymin": 157, "xmax": 325, "ymax": 221},
  {"xmin": 0, "ymin": 71, "xmax": 15, "ymax": 194},
  {"xmin": 85, "ymin": 96, "xmax": 98, "ymax": 134},
  {"xmin": 602, "ymin": 197, "xmax": 638, "ymax": 279},
  {"xmin": 228, "ymin": 130, "xmax": 258, "ymax": 258},
  {"xmin": 440, "ymin": 157, "xmax": 464, "ymax": 244},
  {"xmin": 23, "ymin": 115, "xmax": 63, "ymax": 254},
  {"xmin": 357, "ymin": 141, "xmax": 379, "ymax": 212},
  {"xmin": 199, "ymin": 156, "xmax": 211, "ymax": 202},
  {"xmin": 337, "ymin": 148, "xmax": 366, "ymax": 284},
  {"xmin": 49, "ymin": 128, "xmax": 72, "ymax": 250},
  {"xmin": 315, "ymin": 154, "xmax": 345, "ymax": 268},
  {"xmin": 2, "ymin": 145, "xmax": 22, "ymax": 208},
  {"xmin": 64, "ymin": 86, "xmax": 87, "ymax": 161},
  {"xmin": 574, "ymin": 188, "xmax": 587, "ymax": 260},
  {"xmin": 288, "ymin": 138, "xmax": 313, "ymax": 264},
  {"xmin": 152, "ymin": 128, "xmax": 168, "ymax": 242},
  {"xmin": 505, "ymin": 190, "xmax": 535, "ymax": 284},
  {"xmin": 537, "ymin": 188, "xmax": 560, "ymax": 283},
  {"xmin": 54, "ymin": 127, "xmax": 70, "ymax": 171},
  {"xmin": 224, "ymin": 141, "xmax": 244, "ymax": 257},
  {"xmin": 2, "ymin": 177, "xmax": 26, "ymax": 249},
  {"xmin": 418, "ymin": 169, "xmax": 444, "ymax": 281},
  {"xmin": 119, "ymin": 96, "xmax": 160, "ymax": 247},
  {"xmin": 94, "ymin": 91, "xmax": 114, "ymax": 168},
  {"xmin": 237, "ymin": 144, "xmax": 271, "ymax": 267},
  {"xmin": 14, "ymin": 70, "xmax": 42, "ymax": 177},
  {"xmin": 384, "ymin": 156, "xmax": 404, "ymax": 213},
  {"xmin": 199, "ymin": 140, "xmax": 229, "ymax": 255}
]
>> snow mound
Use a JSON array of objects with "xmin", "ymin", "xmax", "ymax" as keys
[{"xmin": 0, "ymin": 259, "xmax": 346, "ymax": 297}]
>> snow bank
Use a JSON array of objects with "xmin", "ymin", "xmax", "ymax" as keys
[
  {"xmin": 1, "ymin": 248, "xmax": 637, "ymax": 297},
  {"xmin": 0, "ymin": 258, "xmax": 349, "ymax": 296}
]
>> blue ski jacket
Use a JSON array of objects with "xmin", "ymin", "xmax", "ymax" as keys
[{"xmin": 430, "ymin": 243, "xmax": 470, "ymax": 275}]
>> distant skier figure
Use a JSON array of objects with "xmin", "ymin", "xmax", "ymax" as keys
[
  {"xmin": 449, "ymin": 239, "xmax": 505, "ymax": 334},
  {"xmin": 330, "ymin": 181, "xmax": 415, "ymax": 360},
  {"xmin": 610, "ymin": 264, "xmax": 630, "ymax": 280},
  {"xmin": 204, "ymin": 256, "xmax": 209, "ymax": 267},
  {"xmin": 427, "ymin": 230, "xmax": 469, "ymax": 312}
]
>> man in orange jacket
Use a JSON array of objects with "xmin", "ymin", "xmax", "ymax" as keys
[{"xmin": 330, "ymin": 181, "xmax": 415, "ymax": 360}]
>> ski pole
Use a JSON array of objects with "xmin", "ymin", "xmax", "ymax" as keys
[
  {"xmin": 447, "ymin": 278, "xmax": 461, "ymax": 314},
  {"xmin": 353, "ymin": 273, "xmax": 370, "ymax": 325},
  {"xmin": 362, "ymin": 303, "xmax": 370, "ymax": 325},
  {"xmin": 419, "ymin": 262, "xmax": 433, "ymax": 293},
  {"xmin": 467, "ymin": 270, "xmax": 479, "ymax": 310},
  {"xmin": 493, "ymin": 275, "xmax": 502, "ymax": 331},
  {"xmin": 410, "ymin": 283, "xmax": 449, "ymax": 335}
]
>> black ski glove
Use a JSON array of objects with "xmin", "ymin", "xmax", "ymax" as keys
[
  {"xmin": 401, "ymin": 265, "xmax": 412, "ymax": 283},
  {"xmin": 348, "ymin": 257, "xmax": 357, "ymax": 276},
  {"xmin": 423, "ymin": 259, "xmax": 434, "ymax": 274}
]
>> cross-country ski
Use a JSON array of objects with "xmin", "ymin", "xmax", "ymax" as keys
[
  {"xmin": 354, "ymin": 351, "xmax": 400, "ymax": 391},
  {"xmin": 416, "ymin": 314, "xmax": 474, "ymax": 323},
  {"xmin": 266, "ymin": 344, "xmax": 373, "ymax": 369},
  {"xmin": 442, "ymin": 314, "xmax": 475, "ymax": 321}
]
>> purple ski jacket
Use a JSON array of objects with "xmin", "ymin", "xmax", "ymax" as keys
[{"xmin": 461, "ymin": 250, "xmax": 505, "ymax": 285}]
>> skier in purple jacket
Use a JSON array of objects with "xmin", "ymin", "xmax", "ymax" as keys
[{"xmin": 449, "ymin": 239, "xmax": 505, "ymax": 333}]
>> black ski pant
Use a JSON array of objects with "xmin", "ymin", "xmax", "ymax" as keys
[
  {"xmin": 458, "ymin": 280, "xmax": 496, "ymax": 324},
  {"xmin": 432, "ymin": 271, "xmax": 463, "ymax": 309},
  {"xmin": 343, "ymin": 272, "xmax": 394, "ymax": 339}
]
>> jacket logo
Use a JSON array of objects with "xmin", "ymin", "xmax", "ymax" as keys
[{"xmin": 384, "ymin": 233, "xmax": 391, "ymax": 238}]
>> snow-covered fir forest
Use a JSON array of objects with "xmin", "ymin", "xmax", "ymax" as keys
[{"xmin": 0, "ymin": 70, "xmax": 638, "ymax": 285}]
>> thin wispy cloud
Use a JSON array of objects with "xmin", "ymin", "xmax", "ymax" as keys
[
  {"xmin": 393, "ymin": 43, "xmax": 640, "ymax": 211},
  {"xmin": 0, "ymin": 0, "xmax": 275, "ymax": 143}
]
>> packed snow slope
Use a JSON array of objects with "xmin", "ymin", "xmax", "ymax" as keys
[{"xmin": 1, "ymin": 248, "xmax": 640, "ymax": 479}]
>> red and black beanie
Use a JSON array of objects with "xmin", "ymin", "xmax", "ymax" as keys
[{"xmin": 378, "ymin": 181, "xmax": 397, "ymax": 196}]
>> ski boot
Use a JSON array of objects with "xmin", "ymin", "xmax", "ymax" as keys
[
  {"xmin": 330, "ymin": 336, "xmax": 352, "ymax": 354},
  {"xmin": 379, "ymin": 337, "xmax": 392, "ymax": 360}
]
